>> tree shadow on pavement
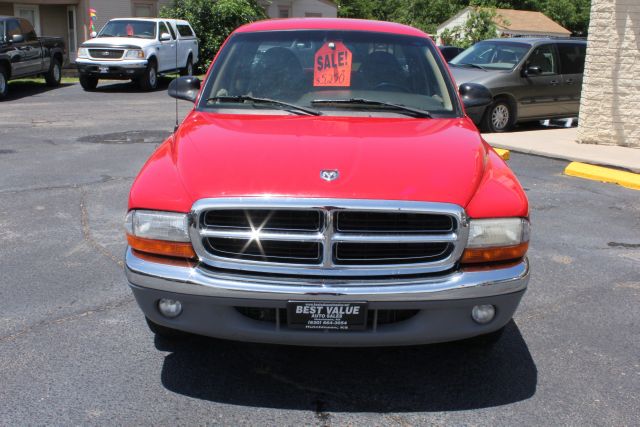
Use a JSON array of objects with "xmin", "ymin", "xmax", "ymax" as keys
[
  {"xmin": 158, "ymin": 320, "xmax": 537, "ymax": 412},
  {"xmin": 4, "ymin": 82, "xmax": 74, "ymax": 101},
  {"xmin": 93, "ymin": 77, "xmax": 173, "ymax": 93}
]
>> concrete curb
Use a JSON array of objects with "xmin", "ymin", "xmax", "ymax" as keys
[{"xmin": 564, "ymin": 162, "xmax": 640, "ymax": 191}]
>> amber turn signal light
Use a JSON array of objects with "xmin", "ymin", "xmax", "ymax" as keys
[
  {"xmin": 461, "ymin": 242, "xmax": 529, "ymax": 264},
  {"xmin": 127, "ymin": 234, "xmax": 196, "ymax": 259}
]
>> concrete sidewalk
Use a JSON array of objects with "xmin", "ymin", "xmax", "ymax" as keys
[{"xmin": 483, "ymin": 128, "xmax": 640, "ymax": 173}]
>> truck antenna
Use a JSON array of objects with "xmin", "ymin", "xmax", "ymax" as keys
[{"xmin": 174, "ymin": 21, "xmax": 179, "ymax": 133}]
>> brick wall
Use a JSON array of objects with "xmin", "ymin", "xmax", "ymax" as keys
[{"xmin": 578, "ymin": 0, "xmax": 640, "ymax": 148}]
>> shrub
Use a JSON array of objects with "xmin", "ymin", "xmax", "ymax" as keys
[{"xmin": 161, "ymin": 0, "xmax": 267, "ymax": 73}]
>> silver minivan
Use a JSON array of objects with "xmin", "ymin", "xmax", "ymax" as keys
[{"xmin": 449, "ymin": 38, "xmax": 587, "ymax": 132}]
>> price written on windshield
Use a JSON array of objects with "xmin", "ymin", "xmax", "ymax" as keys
[{"xmin": 314, "ymin": 41, "xmax": 352, "ymax": 87}]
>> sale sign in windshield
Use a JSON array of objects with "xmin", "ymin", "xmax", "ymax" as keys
[{"xmin": 314, "ymin": 41, "xmax": 353, "ymax": 87}]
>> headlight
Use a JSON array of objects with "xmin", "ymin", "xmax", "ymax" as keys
[
  {"xmin": 125, "ymin": 210, "xmax": 195, "ymax": 259},
  {"xmin": 462, "ymin": 218, "xmax": 530, "ymax": 264},
  {"xmin": 77, "ymin": 47, "xmax": 89, "ymax": 58},
  {"xmin": 125, "ymin": 49, "xmax": 145, "ymax": 59}
]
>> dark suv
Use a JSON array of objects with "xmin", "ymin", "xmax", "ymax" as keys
[{"xmin": 449, "ymin": 38, "xmax": 587, "ymax": 132}]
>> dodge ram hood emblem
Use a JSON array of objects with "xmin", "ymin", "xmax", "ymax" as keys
[{"xmin": 320, "ymin": 170, "xmax": 339, "ymax": 181}]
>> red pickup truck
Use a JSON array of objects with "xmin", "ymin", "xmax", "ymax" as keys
[{"xmin": 125, "ymin": 19, "xmax": 530, "ymax": 347}]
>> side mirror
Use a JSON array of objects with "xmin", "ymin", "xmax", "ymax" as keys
[
  {"xmin": 90, "ymin": 31, "xmax": 97, "ymax": 39},
  {"xmin": 459, "ymin": 83, "xmax": 493, "ymax": 109},
  {"xmin": 10, "ymin": 34, "xmax": 25, "ymax": 43},
  {"xmin": 160, "ymin": 33, "xmax": 172, "ymax": 42},
  {"xmin": 523, "ymin": 65, "xmax": 542, "ymax": 77},
  {"xmin": 168, "ymin": 76, "xmax": 201, "ymax": 103}
]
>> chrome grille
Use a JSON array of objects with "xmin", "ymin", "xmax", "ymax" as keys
[
  {"xmin": 190, "ymin": 198, "xmax": 468, "ymax": 277},
  {"xmin": 89, "ymin": 49, "xmax": 124, "ymax": 59}
]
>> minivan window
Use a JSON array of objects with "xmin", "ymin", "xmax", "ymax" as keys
[
  {"xmin": 200, "ymin": 30, "xmax": 459, "ymax": 118},
  {"xmin": 557, "ymin": 43, "xmax": 586, "ymax": 74},
  {"xmin": 450, "ymin": 41, "xmax": 530, "ymax": 70},
  {"xmin": 526, "ymin": 45, "xmax": 557, "ymax": 75}
]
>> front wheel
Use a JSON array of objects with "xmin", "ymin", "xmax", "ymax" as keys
[
  {"xmin": 79, "ymin": 74, "xmax": 98, "ymax": 91},
  {"xmin": 138, "ymin": 61, "xmax": 158, "ymax": 91},
  {"xmin": 481, "ymin": 100, "xmax": 515, "ymax": 133},
  {"xmin": 0, "ymin": 65, "xmax": 8, "ymax": 100},
  {"xmin": 44, "ymin": 58, "xmax": 62, "ymax": 87}
]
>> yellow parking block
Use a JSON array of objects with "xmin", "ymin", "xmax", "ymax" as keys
[
  {"xmin": 564, "ymin": 162, "xmax": 640, "ymax": 190},
  {"xmin": 494, "ymin": 148, "xmax": 510, "ymax": 160}
]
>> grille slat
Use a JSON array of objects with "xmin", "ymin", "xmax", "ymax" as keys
[
  {"xmin": 192, "ymin": 200, "xmax": 465, "ymax": 276},
  {"xmin": 337, "ymin": 211, "xmax": 454, "ymax": 233},
  {"xmin": 204, "ymin": 209, "xmax": 321, "ymax": 231},
  {"xmin": 89, "ymin": 49, "xmax": 124, "ymax": 59}
]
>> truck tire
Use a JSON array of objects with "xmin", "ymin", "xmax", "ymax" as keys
[
  {"xmin": 180, "ymin": 55, "xmax": 193, "ymax": 77},
  {"xmin": 0, "ymin": 65, "xmax": 8, "ymax": 100},
  {"xmin": 79, "ymin": 74, "xmax": 99, "ymax": 91},
  {"xmin": 138, "ymin": 59, "xmax": 158, "ymax": 91},
  {"xmin": 145, "ymin": 317, "xmax": 188, "ymax": 340},
  {"xmin": 44, "ymin": 57, "xmax": 62, "ymax": 87}
]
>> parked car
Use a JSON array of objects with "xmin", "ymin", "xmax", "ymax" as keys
[
  {"xmin": 0, "ymin": 16, "xmax": 66, "ymax": 100},
  {"xmin": 449, "ymin": 38, "xmax": 587, "ymax": 132},
  {"xmin": 76, "ymin": 18, "xmax": 198, "ymax": 91},
  {"xmin": 125, "ymin": 18, "xmax": 530, "ymax": 347},
  {"xmin": 438, "ymin": 45, "xmax": 465, "ymax": 62}
]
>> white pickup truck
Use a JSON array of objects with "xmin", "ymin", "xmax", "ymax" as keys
[{"xmin": 76, "ymin": 18, "xmax": 198, "ymax": 91}]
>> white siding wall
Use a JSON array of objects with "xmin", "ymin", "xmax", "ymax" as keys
[
  {"xmin": 263, "ymin": 0, "xmax": 336, "ymax": 19},
  {"xmin": 578, "ymin": 0, "xmax": 640, "ymax": 147},
  {"xmin": 435, "ymin": 10, "xmax": 470, "ymax": 44}
]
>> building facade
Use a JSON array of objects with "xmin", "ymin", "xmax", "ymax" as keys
[
  {"xmin": 436, "ymin": 7, "xmax": 571, "ymax": 44},
  {"xmin": 258, "ymin": 0, "xmax": 336, "ymax": 19},
  {"xmin": 578, "ymin": 0, "xmax": 639, "ymax": 148}
]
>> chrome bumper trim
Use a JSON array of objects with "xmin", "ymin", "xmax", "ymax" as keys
[
  {"xmin": 75, "ymin": 58, "xmax": 148, "ymax": 68},
  {"xmin": 125, "ymin": 248, "xmax": 529, "ymax": 302}
]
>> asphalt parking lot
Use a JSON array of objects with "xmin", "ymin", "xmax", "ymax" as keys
[{"xmin": 1, "ymin": 80, "xmax": 639, "ymax": 425}]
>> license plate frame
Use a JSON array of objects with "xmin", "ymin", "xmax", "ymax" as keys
[{"xmin": 287, "ymin": 301, "xmax": 368, "ymax": 331}]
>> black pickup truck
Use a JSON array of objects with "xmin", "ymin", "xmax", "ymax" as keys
[{"xmin": 0, "ymin": 16, "xmax": 66, "ymax": 99}]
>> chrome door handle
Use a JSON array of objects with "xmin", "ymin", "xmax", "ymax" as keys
[
  {"xmin": 566, "ymin": 79, "xmax": 574, "ymax": 85},
  {"xmin": 550, "ymin": 80, "xmax": 559, "ymax": 86}
]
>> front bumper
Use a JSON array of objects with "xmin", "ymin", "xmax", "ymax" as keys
[
  {"xmin": 76, "ymin": 58, "xmax": 147, "ymax": 79},
  {"xmin": 126, "ymin": 248, "xmax": 529, "ymax": 346}
]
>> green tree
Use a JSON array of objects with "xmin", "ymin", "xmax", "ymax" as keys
[
  {"xmin": 160, "ymin": 0, "xmax": 267, "ymax": 73},
  {"xmin": 440, "ymin": 7, "xmax": 500, "ymax": 48}
]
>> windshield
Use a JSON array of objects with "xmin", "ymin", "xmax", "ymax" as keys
[
  {"xmin": 98, "ymin": 20, "xmax": 156, "ymax": 39},
  {"xmin": 198, "ymin": 30, "xmax": 460, "ymax": 118},
  {"xmin": 450, "ymin": 41, "xmax": 530, "ymax": 70}
]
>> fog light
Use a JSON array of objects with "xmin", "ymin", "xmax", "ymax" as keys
[
  {"xmin": 471, "ymin": 304, "xmax": 495, "ymax": 324},
  {"xmin": 158, "ymin": 299, "xmax": 182, "ymax": 318}
]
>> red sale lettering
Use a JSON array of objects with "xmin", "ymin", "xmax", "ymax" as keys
[{"xmin": 314, "ymin": 41, "xmax": 352, "ymax": 87}]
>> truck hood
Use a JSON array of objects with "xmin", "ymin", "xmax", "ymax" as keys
[
  {"xmin": 169, "ymin": 112, "xmax": 487, "ymax": 207},
  {"xmin": 81, "ymin": 37, "xmax": 155, "ymax": 49}
]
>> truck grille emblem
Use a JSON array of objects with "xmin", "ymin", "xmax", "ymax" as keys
[{"xmin": 320, "ymin": 170, "xmax": 339, "ymax": 181}]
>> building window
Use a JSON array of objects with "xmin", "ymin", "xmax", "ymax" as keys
[
  {"xmin": 278, "ymin": 7, "xmax": 290, "ymax": 18},
  {"xmin": 133, "ymin": 2, "xmax": 155, "ymax": 17}
]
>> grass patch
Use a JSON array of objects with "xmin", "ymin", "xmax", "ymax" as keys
[{"xmin": 10, "ymin": 76, "xmax": 78, "ymax": 85}]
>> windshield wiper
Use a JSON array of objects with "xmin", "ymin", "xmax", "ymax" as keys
[
  {"xmin": 311, "ymin": 98, "xmax": 432, "ymax": 118},
  {"xmin": 206, "ymin": 95, "xmax": 322, "ymax": 116},
  {"xmin": 457, "ymin": 63, "xmax": 488, "ymax": 71}
]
